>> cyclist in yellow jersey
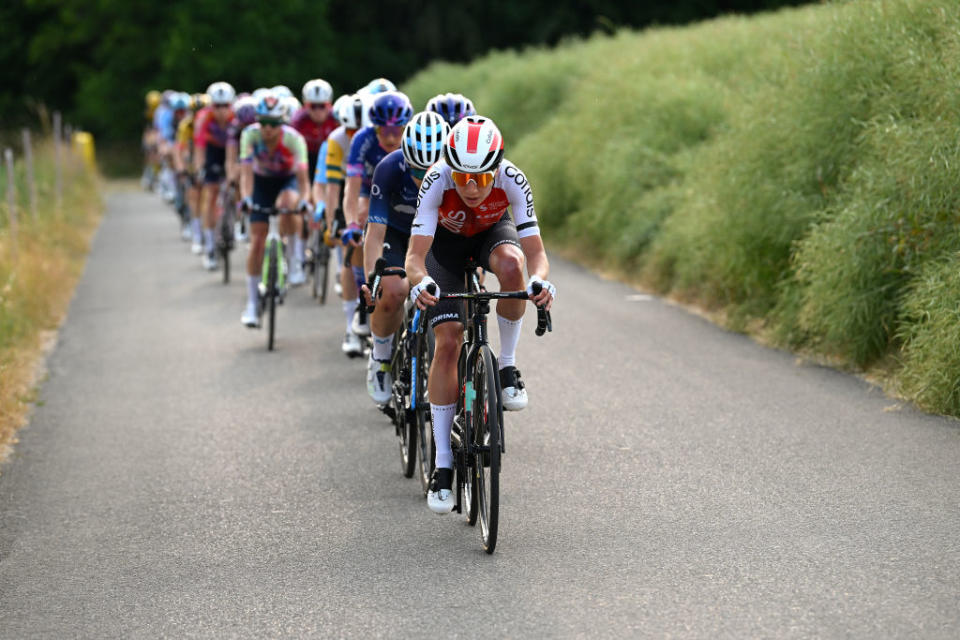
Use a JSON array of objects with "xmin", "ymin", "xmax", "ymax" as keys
[
  {"xmin": 175, "ymin": 97, "xmax": 203, "ymax": 252},
  {"xmin": 321, "ymin": 93, "xmax": 370, "ymax": 355}
]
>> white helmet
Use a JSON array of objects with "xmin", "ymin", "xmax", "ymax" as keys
[
  {"xmin": 255, "ymin": 92, "xmax": 286, "ymax": 120},
  {"xmin": 358, "ymin": 77, "xmax": 396, "ymax": 96},
  {"xmin": 402, "ymin": 111, "xmax": 449, "ymax": 170},
  {"xmin": 252, "ymin": 87, "xmax": 271, "ymax": 101},
  {"xmin": 335, "ymin": 93, "xmax": 369, "ymax": 130},
  {"xmin": 272, "ymin": 85, "xmax": 294, "ymax": 99},
  {"xmin": 444, "ymin": 116, "xmax": 504, "ymax": 173},
  {"xmin": 206, "ymin": 81, "xmax": 235, "ymax": 105},
  {"xmin": 302, "ymin": 78, "xmax": 333, "ymax": 104},
  {"xmin": 280, "ymin": 96, "xmax": 301, "ymax": 123}
]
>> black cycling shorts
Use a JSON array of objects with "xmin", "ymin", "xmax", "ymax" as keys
[
  {"xmin": 251, "ymin": 174, "xmax": 298, "ymax": 223},
  {"xmin": 381, "ymin": 225, "xmax": 410, "ymax": 269},
  {"xmin": 426, "ymin": 213, "xmax": 520, "ymax": 328},
  {"xmin": 203, "ymin": 146, "xmax": 226, "ymax": 184}
]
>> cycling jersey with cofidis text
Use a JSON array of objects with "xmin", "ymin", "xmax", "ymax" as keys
[{"xmin": 411, "ymin": 159, "xmax": 539, "ymax": 239}]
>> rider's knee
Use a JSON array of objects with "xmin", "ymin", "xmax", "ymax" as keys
[{"xmin": 495, "ymin": 250, "xmax": 525, "ymax": 286}]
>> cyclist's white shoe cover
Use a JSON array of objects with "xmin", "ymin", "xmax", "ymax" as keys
[
  {"xmin": 500, "ymin": 366, "xmax": 528, "ymax": 411},
  {"xmin": 288, "ymin": 264, "xmax": 306, "ymax": 286},
  {"xmin": 202, "ymin": 253, "xmax": 217, "ymax": 271},
  {"xmin": 351, "ymin": 310, "xmax": 371, "ymax": 337},
  {"xmin": 366, "ymin": 355, "xmax": 392, "ymax": 405},
  {"xmin": 241, "ymin": 303, "xmax": 259, "ymax": 328},
  {"xmin": 427, "ymin": 468, "xmax": 455, "ymax": 514},
  {"xmin": 341, "ymin": 331, "xmax": 363, "ymax": 357}
]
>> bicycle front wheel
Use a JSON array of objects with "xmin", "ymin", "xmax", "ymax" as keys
[
  {"xmin": 415, "ymin": 328, "xmax": 436, "ymax": 496},
  {"xmin": 473, "ymin": 345, "xmax": 501, "ymax": 553},
  {"xmin": 267, "ymin": 240, "xmax": 278, "ymax": 351}
]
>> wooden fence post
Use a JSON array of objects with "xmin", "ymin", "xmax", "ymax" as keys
[
  {"xmin": 53, "ymin": 111, "xmax": 63, "ymax": 212},
  {"xmin": 5, "ymin": 148, "xmax": 18, "ymax": 261},
  {"xmin": 22, "ymin": 129, "xmax": 37, "ymax": 223}
]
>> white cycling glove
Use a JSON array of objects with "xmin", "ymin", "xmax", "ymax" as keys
[
  {"xmin": 526, "ymin": 276, "xmax": 557, "ymax": 300},
  {"xmin": 410, "ymin": 276, "xmax": 439, "ymax": 304}
]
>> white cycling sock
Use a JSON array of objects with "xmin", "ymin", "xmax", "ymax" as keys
[
  {"xmin": 335, "ymin": 245, "xmax": 343, "ymax": 267},
  {"xmin": 247, "ymin": 275, "xmax": 259, "ymax": 307},
  {"xmin": 498, "ymin": 315, "xmax": 523, "ymax": 370},
  {"xmin": 191, "ymin": 218, "xmax": 202, "ymax": 241},
  {"xmin": 431, "ymin": 403, "xmax": 456, "ymax": 469},
  {"xmin": 372, "ymin": 332, "xmax": 393, "ymax": 361},
  {"xmin": 284, "ymin": 235, "xmax": 296, "ymax": 266},
  {"xmin": 294, "ymin": 233, "xmax": 305, "ymax": 263},
  {"xmin": 343, "ymin": 298, "xmax": 358, "ymax": 333},
  {"xmin": 203, "ymin": 229, "xmax": 215, "ymax": 253}
]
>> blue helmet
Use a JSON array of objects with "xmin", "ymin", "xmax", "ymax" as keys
[
  {"xmin": 425, "ymin": 93, "xmax": 476, "ymax": 127},
  {"xmin": 169, "ymin": 92, "xmax": 191, "ymax": 112},
  {"xmin": 368, "ymin": 91, "xmax": 413, "ymax": 127}
]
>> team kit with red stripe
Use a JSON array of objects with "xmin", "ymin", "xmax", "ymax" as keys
[{"xmin": 142, "ymin": 82, "xmax": 557, "ymax": 528}]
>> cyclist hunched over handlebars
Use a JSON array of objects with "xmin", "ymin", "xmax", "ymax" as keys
[{"xmin": 405, "ymin": 115, "xmax": 556, "ymax": 515}]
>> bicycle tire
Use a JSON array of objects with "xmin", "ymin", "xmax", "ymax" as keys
[
  {"xmin": 415, "ymin": 327, "xmax": 436, "ymax": 496},
  {"xmin": 267, "ymin": 240, "xmax": 278, "ymax": 351},
  {"xmin": 223, "ymin": 247, "xmax": 230, "ymax": 284},
  {"xmin": 396, "ymin": 335, "xmax": 417, "ymax": 478},
  {"xmin": 316, "ymin": 244, "xmax": 330, "ymax": 305},
  {"xmin": 473, "ymin": 345, "xmax": 501, "ymax": 553}
]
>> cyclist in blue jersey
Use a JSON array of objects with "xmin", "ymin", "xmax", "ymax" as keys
[
  {"xmin": 340, "ymin": 90, "xmax": 413, "ymax": 351},
  {"xmin": 360, "ymin": 111, "xmax": 448, "ymax": 404}
]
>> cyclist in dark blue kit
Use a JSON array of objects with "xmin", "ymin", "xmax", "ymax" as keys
[{"xmin": 362, "ymin": 111, "xmax": 449, "ymax": 404}]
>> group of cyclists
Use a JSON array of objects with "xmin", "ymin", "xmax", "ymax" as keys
[{"xmin": 142, "ymin": 77, "xmax": 556, "ymax": 516}]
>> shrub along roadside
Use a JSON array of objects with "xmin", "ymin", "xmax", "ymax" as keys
[
  {"xmin": 402, "ymin": 0, "xmax": 960, "ymax": 417},
  {"xmin": 0, "ymin": 138, "xmax": 102, "ymax": 461}
]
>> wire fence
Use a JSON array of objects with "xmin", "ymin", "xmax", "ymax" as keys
[{"xmin": 0, "ymin": 112, "xmax": 97, "ymax": 264}]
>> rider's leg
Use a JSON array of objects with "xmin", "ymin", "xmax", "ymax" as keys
[
  {"xmin": 370, "ymin": 276, "xmax": 407, "ymax": 361},
  {"xmin": 428, "ymin": 320, "xmax": 463, "ymax": 470},
  {"xmin": 488, "ymin": 243, "xmax": 526, "ymax": 365}
]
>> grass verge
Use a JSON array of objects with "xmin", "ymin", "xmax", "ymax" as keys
[{"xmin": 0, "ymin": 139, "xmax": 102, "ymax": 463}]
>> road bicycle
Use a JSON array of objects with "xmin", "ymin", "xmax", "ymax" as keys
[
  {"xmin": 305, "ymin": 215, "xmax": 336, "ymax": 304},
  {"xmin": 437, "ymin": 263, "xmax": 551, "ymax": 554},
  {"xmin": 366, "ymin": 259, "xmax": 434, "ymax": 485},
  {"xmin": 247, "ymin": 203, "xmax": 299, "ymax": 351},
  {"xmin": 215, "ymin": 181, "xmax": 238, "ymax": 284}
]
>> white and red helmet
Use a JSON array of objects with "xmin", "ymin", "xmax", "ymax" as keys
[{"xmin": 444, "ymin": 116, "xmax": 504, "ymax": 173}]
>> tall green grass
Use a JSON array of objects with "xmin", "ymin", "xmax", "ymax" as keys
[
  {"xmin": 402, "ymin": 0, "xmax": 960, "ymax": 416},
  {"xmin": 0, "ymin": 136, "xmax": 102, "ymax": 453}
]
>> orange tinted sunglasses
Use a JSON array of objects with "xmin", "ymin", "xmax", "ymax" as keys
[{"xmin": 451, "ymin": 170, "xmax": 495, "ymax": 188}]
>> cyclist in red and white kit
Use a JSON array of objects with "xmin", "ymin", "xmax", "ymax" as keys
[{"xmin": 405, "ymin": 116, "xmax": 556, "ymax": 513}]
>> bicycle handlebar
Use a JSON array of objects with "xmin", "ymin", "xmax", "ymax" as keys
[
  {"xmin": 438, "ymin": 284, "xmax": 552, "ymax": 337},
  {"xmin": 366, "ymin": 257, "xmax": 408, "ymax": 313}
]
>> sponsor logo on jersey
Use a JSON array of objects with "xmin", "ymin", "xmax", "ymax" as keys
[{"xmin": 502, "ymin": 164, "xmax": 535, "ymax": 218}]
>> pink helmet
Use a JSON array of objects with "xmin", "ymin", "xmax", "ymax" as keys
[{"xmin": 444, "ymin": 116, "xmax": 504, "ymax": 173}]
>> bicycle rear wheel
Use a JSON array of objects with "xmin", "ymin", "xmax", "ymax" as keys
[
  {"xmin": 267, "ymin": 241, "xmax": 278, "ymax": 351},
  {"xmin": 473, "ymin": 345, "xmax": 501, "ymax": 553}
]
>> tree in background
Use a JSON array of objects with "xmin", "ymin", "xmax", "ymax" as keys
[{"xmin": 5, "ymin": 0, "xmax": 808, "ymax": 143}]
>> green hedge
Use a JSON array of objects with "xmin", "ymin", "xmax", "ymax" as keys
[{"xmin": 402, "ymin": 0, "xmax": 960, "ymax": 416}]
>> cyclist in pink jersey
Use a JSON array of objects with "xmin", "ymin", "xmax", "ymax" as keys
[
  {"xmin": 195, "ymin": 81, "xmax": 235, "ymax": 270},
  {"xmin": 237, "ymin": 93, "xmax": 311, "ymax": 327}
]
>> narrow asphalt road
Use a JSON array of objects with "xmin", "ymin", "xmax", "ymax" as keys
[{"xmin": 1, "ymin": 186, "xmax": 958, "ymax": 638}]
